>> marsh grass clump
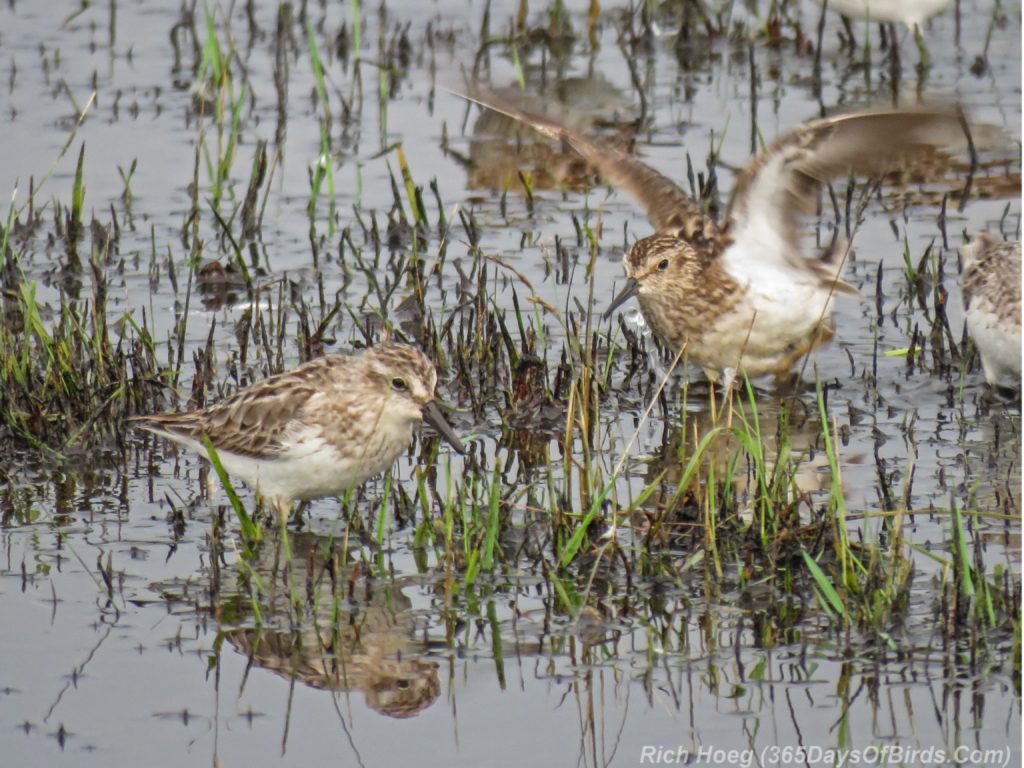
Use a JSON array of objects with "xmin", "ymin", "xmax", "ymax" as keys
[
  {"xmin": 0, "ymin": 176, "xmax": 163, "ymax": 453},
  {"xmin": 387, "ymin": 315, "xmax": 1018, "ymax": 677}
]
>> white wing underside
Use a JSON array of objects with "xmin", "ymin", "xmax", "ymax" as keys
[{"xmin": 721, "ymin": 146, "xmax": 851, "ymax": 297}]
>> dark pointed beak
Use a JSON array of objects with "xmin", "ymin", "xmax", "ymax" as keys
[
  {"xmin": 422, "ymin": 400, "xmax": 466, "ymax": 454},
  {"xmin": 602, "ymin": 277, "xmax": 640, "ymax": 321}
]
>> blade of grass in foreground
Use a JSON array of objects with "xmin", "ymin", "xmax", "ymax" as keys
[
  {"xmin": 480, "ymin": 465, "xmax": 501, "ymax": 572},
  {"xmin": 802, "ymin": 550, "xmax": 847, "ymax": 620},
  {"xmin": 560, "ymin": 349, "xmax": 686, "ymax": 568},
  {"xmin": 202, "ymin": 435, "xmax": 261, "ymax": 553}
]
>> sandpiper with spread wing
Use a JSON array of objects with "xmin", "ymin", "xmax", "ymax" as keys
[{"xmin": 458, "ymin": 82, "xmax": 970, "ymax": 388}]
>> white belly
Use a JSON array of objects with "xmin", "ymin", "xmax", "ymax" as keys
[
  {"xmin": 170, "ymin": 426, "xmax": 410, "ymax": 504},
  {"xmin": 694, "ymin": 270, "xmax": 837, "ymax": 378},
  {"xmin": 967, "ymin": 307, "xmax": 1023, "ymax": 388}
]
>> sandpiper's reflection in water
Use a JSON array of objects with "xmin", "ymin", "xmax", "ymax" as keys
[{"xmin": 216, "ymin": 531, "xmax": 440, "ymax": 719}]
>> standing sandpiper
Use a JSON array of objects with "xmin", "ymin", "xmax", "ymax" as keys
[
  {"xmin": 458, "ymin": 83, "xmax": 970, "ymax": 387},
  {"xmin": 134, "ymin": 343, "xmax": 465, "ymax": 515},
  {"xmin": 961, "ymin": 234, "xmax": 1022, "ymax": 390}
]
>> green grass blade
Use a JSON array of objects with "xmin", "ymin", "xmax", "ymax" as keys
[
  {"xmin": 802, "ymin": 550, "xmax": 847, "ymax": 619},
  {"xmin": 202, "ymin": 434, "xmax": 261, "ymax": 552}
]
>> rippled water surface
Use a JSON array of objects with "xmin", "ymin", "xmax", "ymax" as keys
[{"xmin": 0, "ymin": 1, "xmax": 1020, "ymax": 766}]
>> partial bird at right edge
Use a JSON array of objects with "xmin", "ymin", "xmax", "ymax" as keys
[
  {"xmin": 457, "ymin": 82, "xmax": 982, "ymax": 389},
  {"xmin": 961, "ymin": 233, "xmax": 1022, "ymax": 391}
]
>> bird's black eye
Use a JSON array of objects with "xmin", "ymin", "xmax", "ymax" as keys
[
  {"xmin": 391, "ymin": 377, "xmax": 408, "ymax": 392},
  {"xmin": 658, "ymin": 259, "xmax": 670, "ymax": 271}
]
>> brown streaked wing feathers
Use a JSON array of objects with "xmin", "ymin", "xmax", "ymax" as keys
[
  {"xmin": 137, "ymin": 358, "xmax": 340, "ymax": 459},
  {"xmin": 458, "ymin": 80, "xmax": 719, "ymax": 243},
  {"xmin": 962, "ymin": 236, "xmax": 1022, "ymax": 322},
  {"xmin": 200, "ymin": 378, "xmax": 320, "ymax": 457}
]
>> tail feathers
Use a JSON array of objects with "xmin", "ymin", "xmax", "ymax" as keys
[{"xmin": 130, "ymin": 415, "xmax": 203, "ymax": 446}]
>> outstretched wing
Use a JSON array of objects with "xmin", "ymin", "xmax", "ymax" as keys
[
  {"xmin": 725, "ymin": 106, "xmax": 969, "ymax": 276},
  {"xmin": 457, "ymin": 79, "xmax": 719, "ymax": 243}
]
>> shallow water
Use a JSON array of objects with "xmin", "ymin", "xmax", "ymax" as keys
[{"xmin": 0, "ymin": 1, "xmax": 1020, "ymax": 766}]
